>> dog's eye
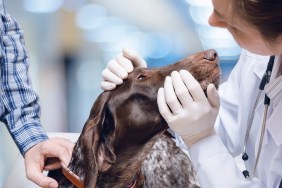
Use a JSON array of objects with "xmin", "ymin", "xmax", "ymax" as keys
[{"xmin": 137, "ymin": 74, "xmax": 147, "ymax": 80}]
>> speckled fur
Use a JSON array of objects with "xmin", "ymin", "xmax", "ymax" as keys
[
  {"xmin": 141, "ymin": 134, "xmax": 200, "ymax": 188},
  {"xmin": 48, "ymin": 50, "xmax": 220, "ymax": 188}
]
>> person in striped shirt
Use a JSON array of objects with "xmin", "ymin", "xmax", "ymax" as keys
[{"xmin": 0, "ymin": 1, "xmax": 74, "ymax": 187}]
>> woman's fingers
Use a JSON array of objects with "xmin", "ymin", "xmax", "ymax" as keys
[
  {"xmin": 179, "ymin": 70, "xmax": 206, "ymax": 102},
  {"xmin": 107, "ymin": 59, "xmax": 129, "ymax": 79},
  {"xmin": 122, "ymin": 47, "xmax": 147, "ymax": 68},
  {"xmin": 207, "ymin": 84, "xmax": 220, "ymax": 108},
  {"xmin": 163, "ymin": 76, "xmax": 183, "ymax": 114},
  {"xmin": 171, "ymin": 71, "xmax": 193, "ymax": 107},
  {"xmin": 115, "ymin": 53, "xmax": 134, "ymax": 73},
  {"xmin": 102, "ymin": 68, "xmax": 123, "ymax": 85},
  {"xmin": 157, "ymin": 88, "xmax": 174, "ymax": 122}
]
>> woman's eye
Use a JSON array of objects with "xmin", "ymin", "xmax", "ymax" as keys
[{"xmin": 137, "ymin": 75, "xmax": 146, "ymax": 80}]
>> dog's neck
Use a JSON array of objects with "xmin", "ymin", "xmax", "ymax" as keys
[
  {"xmin": 65, "ymin": 129, "xmax": 168, "ymax": 188},
  {"xmin": 96, "ymin": 133, "xmax": 163, "ymax": 187}
]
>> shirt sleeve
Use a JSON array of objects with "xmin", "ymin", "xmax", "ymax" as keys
[{"xmin": 0, "ymin": 2, "xmax": 48, "ymax": 155}]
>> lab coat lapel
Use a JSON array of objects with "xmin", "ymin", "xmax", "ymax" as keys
[
  {"xmin": 265, "ymin": 76, "xmax": 282, "ymax": 108},
  {"xmin": 245, "ymin": 53, "xmax": 269, "ymax": 153},
  {"xmin": 265, "ymin": 56, "xmax": 282, "ymax": 147},
  {"xmin": 266, "ymin": 97, "xmax": 282, "ymax": 146}
]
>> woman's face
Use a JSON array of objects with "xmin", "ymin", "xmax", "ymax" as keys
[{"xmin": 209, "ymin": 0, "xmax": 282, "ymax": 55}]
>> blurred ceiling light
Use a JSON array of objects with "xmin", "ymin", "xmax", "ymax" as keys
[
  {"xmin": 23, "ymin": 0, "xmax": 64, "ymax": 13},
  {"xmin": 75, "ymin": 4, "xmax": 107, "ymax": 30},
  {"xmin": 186, "ymin": 0, "xmax": 212, "ymax": 7}
]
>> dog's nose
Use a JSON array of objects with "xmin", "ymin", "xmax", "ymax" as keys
[{"xmin": 204, "ymin": 49, "xmax": 217, "ymax": 61}]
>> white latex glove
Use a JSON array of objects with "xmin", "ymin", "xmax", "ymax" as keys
[
  {"xmin": 157, "ymin": 70, "xmax": 220, "ymax": 147},
  {"xmin": 101, "ymin": 47, "xmax": 147, "ymax": 90}
]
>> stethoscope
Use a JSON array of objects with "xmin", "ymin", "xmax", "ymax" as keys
[{"xmin": 241, "ymin": 55, "xmax": 275, "ymax": 180}]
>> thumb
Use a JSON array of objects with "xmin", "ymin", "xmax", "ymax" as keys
[
  {"xmin": 207, "ymin": 84, "xmax": 220, "ymax": 109},
  {"xmin": 36, "ymin": 175, "xmax": 58, "ymax": 188},
  {"xmin": 26, "ymin": 165, "xmax": 58, "ymax": 188},
  {"xmin": 122, "ymin": 47, "xmax": 147, "ymax": 68}
]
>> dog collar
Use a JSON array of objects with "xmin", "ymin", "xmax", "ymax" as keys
[
  {"xmin": 125, "ymin": 180, "xmax": 137, "ymax": 188},
  {"xmin": 61, "ymin": 162, "xmax": 84, "ymax": 188},
  {"xmin": 125, "ymin": 169, "xmax": 141, "ymax": 188}
]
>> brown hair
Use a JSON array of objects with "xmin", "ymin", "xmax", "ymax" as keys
[{"xmin": 232, "ymin": 0, "xmax": 282, "ymax": 43}]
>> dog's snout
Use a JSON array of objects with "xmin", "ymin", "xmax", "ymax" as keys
[{"xmin": 204, "ymin": 49, "xmax": 217, "ymax": 61}]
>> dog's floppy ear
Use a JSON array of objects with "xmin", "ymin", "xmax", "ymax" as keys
[{"xmin": 80, "ymin": 91, "xmax": 116, "ymax": 186}]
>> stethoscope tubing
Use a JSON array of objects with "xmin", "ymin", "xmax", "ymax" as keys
[{"xmin": 242, "ymin": 55, "xmax": 275, "ymax": 180}]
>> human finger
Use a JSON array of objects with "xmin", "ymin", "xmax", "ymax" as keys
[
  {"xmin": 179, "ymin": 70, "xmax": 206, "ymax": 102},
  {"xmin": 101, "ymin": 81, "xmax": 117, "ymax": 90},
  {"xmin": 102, "ymin": 68, "xmax": 123, "ymax": 85},
  {"xmin": 44, "ymin": 157, "xmax": 61, "ymax": 171},
  {"xmin": 50, "ymin": 137, "xmax": 74, "ymax": 156},
  {"xmin": 207, "ymin": 84, "xmax": 220, "ymax": 108},
  {"xmin": 157, "ymin": 88, "xmax": 174, "ymax": 122},
  {"xmin": 116, "ymin": 53, "xmax": 134, "ymax": 73},
  {"xmin": 44, "ymin": 161, "xmax": 61, "ymax": 171},
  {"xmin": 163, "ymin": 76, "xmax": 182, "ymax": 114},
  {"xmin": 40, "ymin": 142, "xmax": 71, "ymax": 166},
  {"xmin": 107, "ymin": 59, "xmax": 129, "ymax": 79},
  {"xmin": 26, "ymin": 163, "xmax": 58, "ymax": 188},
  {"xmin": 122, "ymin": 47, "xmax": 147, "ymax": 68},
  {"xmin": 171, "ymin": 71, "xmax": 192, "ymax": 107}
]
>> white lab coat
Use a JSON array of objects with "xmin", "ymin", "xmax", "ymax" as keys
[{"xmin": 189, "ymin": 50, "xmax": 282, "ymax": 188}]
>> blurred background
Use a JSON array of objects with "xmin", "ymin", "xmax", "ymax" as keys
[{"xmin": 0, "ymin": 0, "xmax": 241, "ymax": 186}]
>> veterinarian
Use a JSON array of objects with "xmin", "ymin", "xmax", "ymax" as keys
[
  {"xmin": 101, "ymin": 0, "xmax": 282, "ymax": 187},
  {"xmin": 0, "ymin": 1, "xmax": 74, "ymax": 187}
]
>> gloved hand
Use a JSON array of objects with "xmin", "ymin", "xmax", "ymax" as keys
[
  {"xmin": 157, "ymin": 70, "xmax": 220, "ymax": 147},
  {"xmin": 101, "ymin": 47, "xmax": 147, "ymax": 90}
]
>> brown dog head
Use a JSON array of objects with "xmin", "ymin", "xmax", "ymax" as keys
[{"xmin": 68, "ymin": 49, "xmax": 221, "ymax": 187}]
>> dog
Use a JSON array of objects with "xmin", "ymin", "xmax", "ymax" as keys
[{"xmin": 48, "ymin": 49, "xmax": 221, "ymax": 188}]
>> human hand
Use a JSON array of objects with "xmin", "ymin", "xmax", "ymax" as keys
[
  {"xmin": 24, "ymin": 137, "xmax": 74, "ymax": 188},
  {"xmin": 157, "ymin": 70, "xmax": 220, "ymax": 147},
  {"xmin": 101, "ymin": 47, "xmax": 147, "ymax": 90}
]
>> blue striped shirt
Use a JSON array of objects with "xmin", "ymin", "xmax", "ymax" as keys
[{"xmin": 0, "ymin": 0, "xmax": 48, "ymax": 155}]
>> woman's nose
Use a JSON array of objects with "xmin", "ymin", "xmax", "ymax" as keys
[{"xmin": 208, "ymin": 12, "xmax": 228, "ymax": 28}]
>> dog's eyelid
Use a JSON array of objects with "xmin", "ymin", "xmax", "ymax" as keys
[{"xmin": 137, "ymin": 74, "xmax": 147, "ymax": 80}]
